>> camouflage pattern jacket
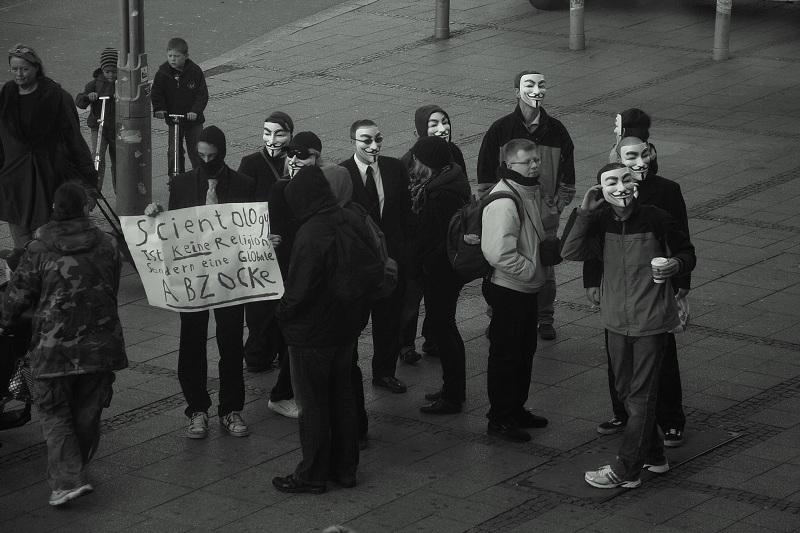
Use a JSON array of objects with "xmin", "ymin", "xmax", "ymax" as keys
[{"xmin": 0, "ymin": 218, "xmax": 128, "ymax": 378}]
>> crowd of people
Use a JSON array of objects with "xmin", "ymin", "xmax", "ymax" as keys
[{"xmin": 0, "ymin": 37, "xmax": 695, "ymax": 505}]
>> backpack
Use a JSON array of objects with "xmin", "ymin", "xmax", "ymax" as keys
[
  {"xmin": 327, "ymin": 205, "xmax": 396, "ymax": 303},
  {"xmin": 446, "ymin": 184, "xmax": 523, "ymax": 282}
]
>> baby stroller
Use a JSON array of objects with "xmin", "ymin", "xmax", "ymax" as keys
[{"xmin": 1, "ymin": 248, "xmax": 33, "ymax": 433}]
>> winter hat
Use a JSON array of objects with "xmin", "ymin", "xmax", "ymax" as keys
[
  {"xmin": 8, "ymin": 43, "xmax": 44, "ymax": 76},
  {"xmin": 100, "ymin": 48, "xmax": 118, "ymax": 70},
  {"xmin": 286, "ymin": 131, "xmax": 322, "ymax": 154},
  {"xmin": 410, "ymin": 136, "xmax": 452, "ymax": 171},
  {"xmin": 51, "ymin": 182, "xmax": 88, "ymax": 221},
  {"xmin": 264, "ymin": 111, "xmax": 294, "ymax": 134},
  {"xmin": 198, "ymin": 125, "xmax": 227, "ymax": 160}
]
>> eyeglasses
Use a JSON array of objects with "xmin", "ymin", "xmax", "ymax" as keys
[
  {"xmin": 508, "ymin": 158, "xmax": 540, "ymax": 167},
  {"xmin": 284, "ymin": 147, "xmax": 311, "ymax": 159},
  {"xmin": 8, "ymin": 47, "xmax": 31, "ymax": 55},
  {"xmin": 352, "ymin": 135, "xmax": 384, "ymax": 145}
]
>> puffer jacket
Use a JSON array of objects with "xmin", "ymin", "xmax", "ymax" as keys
[
  {"xmin": 0, "ymin": 217, "xmax": 128, "ymax": 378},
  {"xmin": 75, "ymin": 68, "xmax": 116, "ymax": 132}
]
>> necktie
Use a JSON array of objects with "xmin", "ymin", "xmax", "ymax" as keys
[
  {"xmin": 365, "ymin": 165, "xmax": 379, "ymax": 218},
  {"xmin": 206, "ymin": 178, "xmax": 219, "ymax": 205}
]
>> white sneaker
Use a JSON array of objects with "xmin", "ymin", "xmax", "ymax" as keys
[
  {"xmin": 220, "ymin": 411, "xmax": 250, "ymax": 437},
  {"xmin": 584, "ymin": 465, "xmax": 641, "ymax": 489},
  {"xmin": 643, "ymin": 460, "xmax": 670, "ymax": 473},
  {"xmin": 268, "ymin": 398, "xmax": 299, "ymax": 419},
  {"xmin": 187, "ymin": 411, "xmax": 209, "ymax": 439},
  {"xmin": 49, "ymin": 484, "xmax": 93, "ymax": 506}
]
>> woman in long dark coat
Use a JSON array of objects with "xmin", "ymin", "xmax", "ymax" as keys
[{"xmin": 0, "ymin": 44, "xmax": 97, "ymax": 247}]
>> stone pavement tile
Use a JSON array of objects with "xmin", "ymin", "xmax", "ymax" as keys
[
  {"xmin": 718, "ymin": 524, "xmax": 783, "ymax": 533},
  {"xmin": 752, "ymin": 360, "xmax": 800, "ymax": 379},
  {"xmin": 713, "ymin": 454, "xmax": 781, "ymax": 476},
  {"xmin": 748, "ymin": 292, "xmax": 800, "ymax": 318},
  {"xmin": 662, "ymin": 509, "xmax": 737, "ymax": 533},
  {"xmin": 743, "ymin": 441, "xmax": 800, "ymax": 463},
  {"xmin": 143, "ymin": 489, "xmax": 267, "ymax": 530},
  {"xmin": 701, "ymin": 382, "xmax": 763, "ymax": 402},
  {"xmin": 507, "ymin": 518, "xmax": 583, "ymax": 532},
  {"xmin": 421, "ymin": 473, "xmax": 490, "ymax": 499},
  {"xmin": 100, "ymin": 442, "xmax": 176, "ymax": 471},
  {"xmin": 350, "ymin": 499, "xmax": 435, "ymax": 530},
  {"xmin": 133, "ymin": 450, "xmax": 253, "ymax": 489},
  {"xmin": 49, "ymin": 507, "xmax": 149, "ymax": 533},
  {"xmin": 464, "ymin": 483, "xmax": 534, "ymax": 509},
  {"xmin": 0, "ymin": 480, "xmax": 52, "ymax": 521},
  {"xmin": 741, "ymin": 508, "xmax": 800, "ymax": 533},
  {"xmin": 277, "ymin": 488, "xmax": 399, "ymax": 529},
  {"xmin": 95, "ymin": 475, "xmax": 194, "ymax": 515},
  {"xmin": 692, "ymin": 496, "xmax": 762, "ymax": 521},
  {"xmin": 392, "ymin": 488, "xmax": 499, "ymax": 525},
  {"xmin": 0, "ymin": 502, "xmax": 97, "ymax": 533},
  {"xmin": 531, "ymin": 358, "xmax": 594, "ymax": 386},
  {"xmin": 539, "ymin": 503, "xmax": 610, "ymax": 529},
  {"xmin": 584, "ymin": 512, "xmax": 674, "ymax": 533},
  {"xmin": 747, "ymin": 408, "xmax": 800, "ymax": 429},
  {"xmin": 687, "ymin": 466, "xmax": 758, "ymax": 490},
  {"xmin": 118, "ymin": 517, "xmax": 199, "ymax": 533},
  {"xmin": 394, "ymin": 514, "xmax": 473, "ymax": 533},
  {"xmin": 739, "ymin": 464, "xmax": 800, "ymax": 500}
]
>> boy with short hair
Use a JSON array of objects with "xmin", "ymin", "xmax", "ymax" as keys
[
  {"xmin": 76, "ymin": 48, "xmax": 118, "ymax": 194},
  {"xmin": 151, "ymin": 37, "xmax": 209, "ymax": 179},
  {"xmin": 561, "ymin": 162, "xmax": 696, "ymax": 489}
]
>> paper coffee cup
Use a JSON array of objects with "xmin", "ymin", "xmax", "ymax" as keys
[{"xmin": 651, "ymin": 257, "xmax": 669, "ymax": 283}]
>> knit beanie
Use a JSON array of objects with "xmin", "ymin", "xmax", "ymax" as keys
[
  {"xmin": 198, "ymin": 125, "xmax": 227, "ymax": 160},
  {"xmin": 287, "ymin": 131, "xmax": 322, "ymax": 154},
  {"xmin": 8, "ymin": 43, "xmax": 44, "ymax": 76},
  {"xmin": 100, "ymin": 48, "xmax": 118, "ymax": 70},
  {"xmin": 410, "ymin": 136, "xmax": 452, "ymax": 171},
  {"xmin": 264, "ymin": 111, "xmax": 294, "ymax": 134},
  {"xmin": 51, "ymin": 182, "xmax": 88, "ymax": 221}
]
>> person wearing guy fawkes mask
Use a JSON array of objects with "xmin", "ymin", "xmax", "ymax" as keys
[
  {"xmin": 238, "ymin": 112, "xmax": 294, "ymax": 374},
  {"xmin": 477, "ymin": 71, "xmax": 577, "ymax": 341},
  {"xmin": 561, "ymin": 162, "xmax": 695, "ymax": 489},
  {"xmin": 144, "ymin": 125, "xmax": 256, "ymax": 440},
  {"xmin": 586, "ymin": 133, "xmax": 691, "ymax": 449}
]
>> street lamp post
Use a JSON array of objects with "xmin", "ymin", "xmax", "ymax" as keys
[
  {"xmin": 116, "ymin": 0, "xmax": 152, "ymax": 216},
  {"xmin": 713, "ymin": 0, "xmax": 733, "ymax": 61}
]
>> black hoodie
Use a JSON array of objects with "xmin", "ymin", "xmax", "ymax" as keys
[
  {"xmin": 275, "ymin": 167, "xmax": 362, "ymax": 347},
  {"xmin": 150, "ymin": 59, "xmax": 208, "ymax": 123},
  {"xmin": 399, "ymin": 104, "xmax": 467, "ymax": 178}
]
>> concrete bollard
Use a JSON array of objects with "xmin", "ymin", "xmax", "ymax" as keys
[
  {"xmin": 434, "ymin": 0, "xmax": 450, "ymax": 39},
  {"xmin": 713, "ymin": 0, "xmax": 732, "ymax": 61},
  {"xmin": 569, "ymin": 0, "xmax": 585, "ymax": 51}
]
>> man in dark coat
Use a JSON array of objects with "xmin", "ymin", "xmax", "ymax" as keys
[
  {"xmin": 144, "ymin": 125, "xmax": 256, "ymax": 440},
  {"xmin": 339, "ymin": 119, "xmax": 413, "ymax": 394}
]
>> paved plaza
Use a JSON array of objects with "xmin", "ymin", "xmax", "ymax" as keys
[{"xmin": 1, "ymin": 0, "xmax": 800, "ymax": 531}]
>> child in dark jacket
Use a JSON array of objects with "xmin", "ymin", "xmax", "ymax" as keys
[
  {"xmin": 150, "ymin": 37, "xmax": 209, "ymax": 179},
  {"xmin": 561, "ymin": 162, "xmax": 696, "ymax": 490},
  {"xmin": 76, "ymin": 48, "xmax": 117, "ymax": 194}
]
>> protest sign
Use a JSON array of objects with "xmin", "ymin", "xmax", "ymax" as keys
[{"xmin": 120, "ymin": 202, "xmax": 283, "ymax": 311}]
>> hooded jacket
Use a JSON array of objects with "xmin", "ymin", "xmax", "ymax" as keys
[
  {"xmin": 75, "ymin": 68, "xmax": 116, "ymax": 132},
  {"xmin": 150, "ymin": 59, "xmax": 208, "ymax": 123},
  {"xmin": 561, "ymin": 203, "xmax": 696, "ymax": 336},
  {"xmin": 481, "ymin": 166, "xmax": 549, "ymax": 293},
  {"xmin": 400, "ymin": 104, "xmax": 467, "ymax": 179},
  {"xmin": 0, "ymin": 217, "xmax": 128, "ymax": 378},
  {"xmin": 275, "ymin": 168, "xmax": 363, "ymax": 347},
  {"xmin": 0, "ymin": 77, "xmax": 98, "ymax": 230}
]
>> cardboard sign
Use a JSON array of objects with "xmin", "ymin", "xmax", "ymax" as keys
[{"xmin": 121, "ymin": 202, "xmax": 283, "ymax": 311}]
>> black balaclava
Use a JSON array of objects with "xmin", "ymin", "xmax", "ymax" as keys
[{"xmin": 197, "ymin": 125, "xmax": 227, "ymax": 176}]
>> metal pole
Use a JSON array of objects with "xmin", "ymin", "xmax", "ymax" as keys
[
  {"xmin": 713, "ymin": 0, "xmax": 732, "ymax": 61},
  {"xmin": 569, "ymin": 0, "xmax": 585, "ymax": 51},
  {"xmin": 434, "ymin": 0, "xmax": 450, "ymax": 39},
  {"xmin": 116, "ymin": 0, "xmax": 152, "ymax": 216}
]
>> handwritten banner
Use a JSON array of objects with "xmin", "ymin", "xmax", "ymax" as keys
[{"xmin": 120, "ymin": 202, "xmax": 283, "ymax": 312}]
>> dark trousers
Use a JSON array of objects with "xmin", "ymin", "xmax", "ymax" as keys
[
  {"xmin": 399, "ymin": 276, "xmax": 431, "ymax": 354},
  {"xmin": 363, "ymin": 267, "xmax": 406, "ymax": 379},
  {"xmin": 607, "ymin": 330, "xmax": 685, "ymax": 432},
  {"xmin": 607, "ymin": 331, "xmax": 668, "ymax": 480},
  {"xmin": 178, "ymin": 305, "xmax": 245, "ymax": 418},
  {"xmin": 269, "ymin": 352, "xmax": 294, "ymax": 401},
  {"xmin": 34, "ymin": 372, "xmax": 115, "ymax": 490},
  {"xmin": 351, "ymin": 345, "xmax": 368, "ymax": 438},
  {"xmin": 244, "ymin": 299, "xmax": 282, "ymax": 369},
  {"xmin": 482, "ymin": 280, "xmax": 538, "ymax": 424},
  {"xmin": 90, "ymin": 128, "xmax": 117, "ymax": 193},
  {"xmin": 424, "ymin": 275, "xmax": 466, "ymax": 402},
  {"xmin": 290, "ymin": 343, "xmax": 359, "ymax": 488},
  {"xmin": 167, "ymin": 121, "xmax": 202, "ymax": 177}
]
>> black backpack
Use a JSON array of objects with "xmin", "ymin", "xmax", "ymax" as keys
[{"xmin": 447, "ymin": 183, "xmax": 523, "ymax": 282}]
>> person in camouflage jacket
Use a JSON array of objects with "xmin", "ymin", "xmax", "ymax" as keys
[{"xmin": 0, "ymin": 182, "xmax": 127, "ymax": 506}]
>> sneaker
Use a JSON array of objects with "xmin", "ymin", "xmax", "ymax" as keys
[
  {"xmin": 220, "ymin": 411, "xmax": 250, "ymax": 437},
  {"xmin": 596, "ymin": 416, "xmax": 627, "ymax": 435},
  {"xmin": 643, "ymin": 459, "xmax": 670, "ymax": 474},
  {"xmin": 186, "ymin": 411, "xmax": 209, "ymax": 439},
  {"xmin": 664, "ymin": 428, "xmax": 684, "ymax": 447},
  {"xmin": 538, "ymin": 324, "xmax": 557, "ymax": 340},
  {"xmin": 487, "ymin": 422, "xmax": 531, "ymax": 443},
  {"xmin": 584, "ymin": 465, "xmax": 641, "ymax": 489},
  {"xmin": 398, "ymin": 348, "xmax": 422, "ymax": 365},
  {"xmin": 269, "ymin": 398, "xmax": 299, "ymax": 419},
  {"xmin": 49, "ymin": 484, "xmax": 93, "ymax": 506}
]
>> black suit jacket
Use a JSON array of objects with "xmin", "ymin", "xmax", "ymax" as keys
[
  {"xmin": 168, "ymin": 165, "xmax": 256, "ymax": 210},
  {"xmin": 237, "ymin": 149, "xmax": 284, "ymax": 202},
  {"xmin": 339, "ymin": 155, "xmax": 412, "ymax": 264}
]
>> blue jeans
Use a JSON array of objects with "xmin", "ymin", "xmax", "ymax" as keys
[
  {"xmin": 607, "ymin": 331, "xmax": 668, "ymax": 480},
  {"xmin": 34, "ymin": 372, "xmax": 115, "ymax": 490},
  {"xmin": 290, "ymin": 343, "xmax": 359, "ymax": 488}
]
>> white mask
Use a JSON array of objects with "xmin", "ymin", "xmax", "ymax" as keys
[
  {"xmin": 352, "ymin": 126, "xmax": 382, "ymax": 164},
  {"xmin": 262, "ymin": 121, "xmax": 291, "ymax": 157},
  {"xmin": 517, "ymin": 73, "xmax": 546, "ymax": 109},
  {"xmin": 601, "ymin": 167, "xmax": 637, "ymax": 208},
  {"xmin": 618, "ymin": 139, "xmax": 651, "ymax": 181}
]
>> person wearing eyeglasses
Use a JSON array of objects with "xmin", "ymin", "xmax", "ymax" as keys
[
  {"xmin": 476, "ymin": 70, "xmax": 576, "ymax": 341},
  {"xmin": 339, "ymin": 120, "xmax": 413, "ymax": 397},
  {"xmin": 1, "ymin": 44, "xmax": 98, "ymax": 248},
  {"xmin": 481, "ymin": 139, "xmax": 551, "ymax": 443}
]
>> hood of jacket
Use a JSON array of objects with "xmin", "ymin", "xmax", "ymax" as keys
[
  {"xmin": 33, "ymin": 218, "xmax": 104, "ymax": 255},
  {"xmin": 414, "ymin": 104, "xmax": 450, "ymax": 138},
  {"xmin": 284, "ymin": 166, "xmax": 339, "ymax": 221},
  {"xmin": 157, "ymin": 58, "xmax": 200, "ymax": 78}
]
